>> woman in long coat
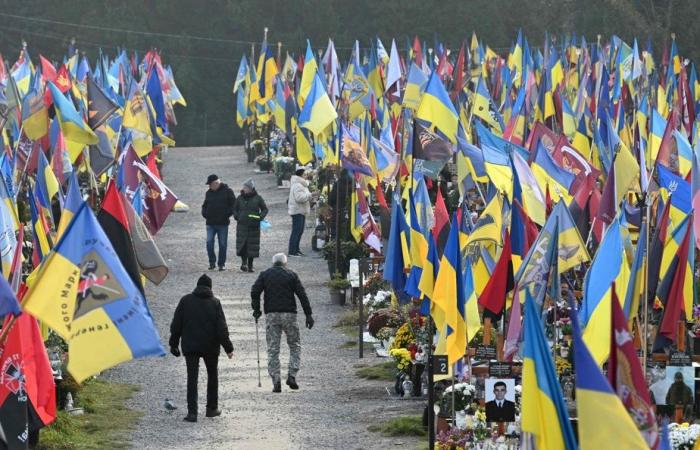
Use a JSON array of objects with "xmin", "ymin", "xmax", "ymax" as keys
[{"xmin": 233, "ymin": 178, "xmax": 268, "ymax": 272}]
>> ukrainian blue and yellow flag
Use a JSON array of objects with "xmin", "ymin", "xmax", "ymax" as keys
[
  {"xmin": 48, "ymin": 81, "xmax": 99, "ymax": 146},
  {"xmin": 232, "ymin": 54, "xmax": 248, "ymax": 94},
  {"xmin": 579, "ymin": 217, "xmax": 630, "ymax": 365},
  {"xmin": 56, "ymin": 172, "xmax": 82, "ymax": 240},
  {"xmin": 462, "ymin": 254, "xmax": 481, "ymax": 343},
  {"xmin": 382, "ymin": 193, "xmax": 411, "ymax": 302},
  {"xmin": 295, "ymin": 124, "xmax": 314, "ymax": 166},
  {"xmin": 649, "ymin": 108, "xmax": 666, "ymax": 165},
  {"xmin": 36, "ymin": 151, "xmax": 60, "ymax": 224},
  {"xmin": 298, "ymin": 40, "xmax": 318, "ymax": 110},
  {"xmin": 657, "ymin": 164, "xmax": 691, "ymax": 226},
  {"xmin": 23, "ymin": 202, "xmax": 165, "ymax": 382},
  {"xmin": 465, "ymin": 193, "xmax": 503, "ymax": 247},
  {"xmin": 21, "ymin": 74, "xmax": 49, "ymax": 141},
  {"xmin": 416, "ymin": 70, "xmax": 459, "ymax": 143},
  {"xmin": 404, "ymin": 191, "xmax": 429, "ymax": 299},
  {"xmin": 298, "ymin": 74, "xmax": 337, "ymax": 136},
  {"xmin": 572, "ymin": 303, "xmax": 648, "ymax": 450},
  {"xmin": 403, "ymin": 63, "xmax": 428, "ymax": 111},
  {"xmin": 624, "ymin": 220, "xmax": 647, "ymax": 323},
  {"xmin": 236, "ymin": 87, "xmax": 248, "ymax": 128},
  {"xmin": 522, "ymin": 291, "xmax": 577, "ymax": 450},
  {"xmin": 674, "ymin": 129, "xmax": 693, "ymax": 178},
  {"xmin": 11, "ymin": 54, "xmax": 31, "ymax": 98},
  {"xmin": 532, "ymin": 142, "xmax": 574, "ymax": 204},
  {"xmin": 472, "ymin": 77, "xmax": 504, "ymax": 132},
  {"xmin": 418, "ymin": 234, "xmax": 440, "ymax": 315},
  {"xmin": 432, "ymin": 213, "xmax": 466, "ymax": 366}
]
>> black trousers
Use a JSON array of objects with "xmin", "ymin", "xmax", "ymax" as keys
[{"xmin": 185, "ymin": 353, "xmax": 219, "ymax": 415}]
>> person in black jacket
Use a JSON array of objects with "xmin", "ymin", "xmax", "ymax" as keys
[
  {"xmin": 169, "ymin": 274, "xmax": 234, "ymax": 422},
  {"xmin": 233, "ymin": 178, "xmax": 268, "ymax": 272},
  {"xmin": 251, "ymin": 253, "xmax": 314, "ymax": 392},
  {"xmin": 201, "ymin": 174, "xmax": 236, "ymax": 271}
]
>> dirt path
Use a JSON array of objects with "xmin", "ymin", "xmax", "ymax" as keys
[{"xmin": 107, "ymin": 146, "xmax": 423, "ymax": 450}]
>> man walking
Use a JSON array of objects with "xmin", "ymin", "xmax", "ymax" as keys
[
  {"xmin": 201, "ymin": 174, "xmax": 236, "ymax": 271},
  {"xmin": 234, "ymin": 178, "xmax": 268, "ymax": 272},
  {"xmin": 169, "ymin": 274, "xmax": 234, "ymax": 422},
  {"xmin": 251, "ymin": 253, "xmax": 314, "ymax": 392},
  {"xmin": 288, "ymin": 165, "xmax": 313, "ymax": 256}
]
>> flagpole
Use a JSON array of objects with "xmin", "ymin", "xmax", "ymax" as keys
[
  {"xmin": 427, "ymin": 316, "xmax": 436, "ymax": 449},
  {"xmin": 0, "ymin": 315, "xmax": 17, "ymax": 346},
  {"xmin": 451, "ymin": 363, "xmax": 456, "ymax": 425},
  {"xmin": 640, "ymin": 192, "xmax": 650, "ymax": 369}
]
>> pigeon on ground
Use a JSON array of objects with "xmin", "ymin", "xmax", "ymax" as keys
[{"xmin": 164, "ymin": 398, "xmax": 177, "ymax": 411}]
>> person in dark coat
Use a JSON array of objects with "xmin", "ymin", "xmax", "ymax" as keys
[
  {"xmin": 251, "ymin": 253, "xmax": 313, "ymax": 392},
  {"xmin": 169, "ymin": 274, "xmax": 234, "ymax": 422},
  {"xmin": 201, "ymin": 174, "xmax": 236, "ymax": 271},
  {"xmin": 233, "ymin": 178, "xmax": 268, "ymax": 273},
  {"xmin": 328, "ymin": 169, "xmax": 352, "ymax": 240}
]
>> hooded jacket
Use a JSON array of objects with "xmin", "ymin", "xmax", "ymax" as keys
[
  {"xmin": 169, "ymin": 285, "xmax": 234, "ymax": 355},
  {"xmin": 288, "ymin": 175, "xmax": 312, "ymax": 216}
]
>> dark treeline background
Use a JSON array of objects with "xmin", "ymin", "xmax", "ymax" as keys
[{"xmin": 0, "ymin": 0, "xmax": 697, "ymax": 147}]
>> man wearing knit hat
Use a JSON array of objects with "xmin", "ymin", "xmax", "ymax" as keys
[{"xmin": 169, "ymin": 274, "xmax": 234, "ymax": 422}]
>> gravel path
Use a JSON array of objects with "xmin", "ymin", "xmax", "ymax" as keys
[{"xmin": 106, "ymin": 146, "xmax": 423, "ymax": 450}]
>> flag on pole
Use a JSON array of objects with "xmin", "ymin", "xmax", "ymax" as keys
[
  {"xmin": 522, "ymin": 291, "xmax": 577, "ymax": 450},
  {"xmin": 22, "ymin": 202, "xmax": 165, "ymax": 382}
]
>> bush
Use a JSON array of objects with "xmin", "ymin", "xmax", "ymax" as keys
[{"xmin": 326, "ymin": 272, "xmax": 351, "ymax": 290}]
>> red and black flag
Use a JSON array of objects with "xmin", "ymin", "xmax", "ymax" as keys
[
  {"xmin": 647, "ymin": 197, "xmax": 671, "ymax": 305},
  {"xmin": 97, "ymin": 181, "xmax": 144, "ymax": 295},
  {"xmin": 478, "ymin": 230, "xmax": 514, "ymax": 320},
  {"xmin": 653, "ymin": 216, "xmax": 693, "ymax": 352},
  {"xmin": 0, "ymin": 313, "xmax": 56, "ymax": 449}
]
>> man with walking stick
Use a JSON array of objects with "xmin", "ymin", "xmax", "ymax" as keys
[{"xmin": 251, "ymin": 253, "xmax": 313, "ymax": 393}]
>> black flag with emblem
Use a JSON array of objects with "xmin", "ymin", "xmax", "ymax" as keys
[{"xmin": 87, "ymin": 77, "xmax": 119, "ymax": 130}]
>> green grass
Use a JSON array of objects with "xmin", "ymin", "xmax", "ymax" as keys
[
  {"xmin": 355, "ymin": 361, "xmax": 396, "ymax": 381},
  {"xmin": 334, "ymin": 309, "xmax": 360, "ymax": 328},
  {"xmin": 38, "ymin": 380, "xmax": 142, "ymax": 450},
  {"xmin": 337, "ymin": 325, "xmax": 358, "ymax": 339},
  {"xmin": 367, "ymin": 416, "xmax": 426, "ymax": 437},
  {"xmin": 341, "ymin": 340, "xmax": 358, "ymax": 348}
]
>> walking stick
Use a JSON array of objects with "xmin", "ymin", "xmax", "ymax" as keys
[{"xmin": 255, "ymin": 319, "xmax": 262, "ymax": 388}]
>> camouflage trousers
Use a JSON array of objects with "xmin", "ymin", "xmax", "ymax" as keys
[{"xmin": 265, "ymin": 312, "xmax": 301, "ymax": 383}]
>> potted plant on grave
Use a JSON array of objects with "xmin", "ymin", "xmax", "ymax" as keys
[
  {"xmin": 326, "ymin": 272, "xmax": 351, "ymax": 305},
  {"xmin": 321, "ymin": 240, "xmax": 369, "ymax": 277},
  {"xmin": 254, "ymin": 154, "xmax": 272, "ymax": 172},
  {"xmin": 273, "ymin": 156, "xmax": 295, "ymax": 186}
]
